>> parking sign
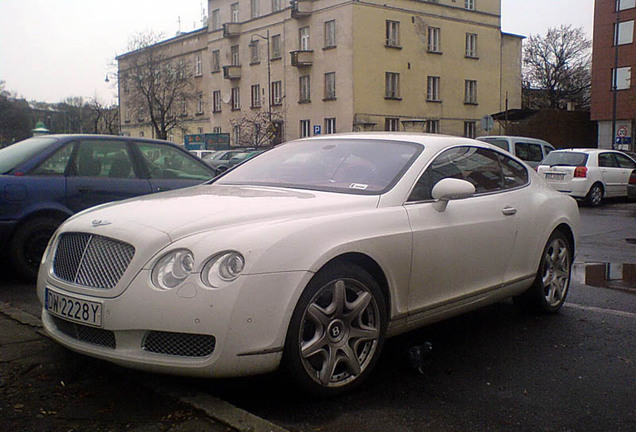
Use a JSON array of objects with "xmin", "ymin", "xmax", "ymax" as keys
[{"xmin": 313, "ymin": 125, "xmax": 322, "ymax": 135}]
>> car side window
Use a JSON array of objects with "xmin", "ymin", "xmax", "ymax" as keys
[
  {"xmin": 408, "ymin": 146, "xmax": 504, "ymax": 202},
  {"xmin": 615, "ymin": 153, "xmax": 636, "ymax": 169},
  {"xmin": 498, "ymin": 153, "xmax": 528, "ymax": 189},
  {"xmin": 135, "ymin": 142, "xmax": 212, "ymax": 180},
  {"xmin": 598, "ymin": 153, "xmax": 619, "ymax": 168},
  {"xmin": 515, "ymin": 142, "xmax": 543, "ymax": 163},
  {"xmin": 31, "ymin": 142, "xmax": 74, "ymax": 175},
  {"xmin": 72, "ymin": 140, "xmax": 136, "ymax": 178}
]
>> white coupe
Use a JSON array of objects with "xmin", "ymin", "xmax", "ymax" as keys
[{"xmin": 37, "ymin": 133, "xmax": 579, "ymax": 396}]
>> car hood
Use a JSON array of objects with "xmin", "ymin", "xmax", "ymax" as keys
[{"xmin": 68, "ymin": 184, "xmax": 380, "ymax": 241}]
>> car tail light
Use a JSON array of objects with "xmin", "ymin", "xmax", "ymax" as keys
[
  {"xmin": 574, "ymin": 166, "xmax": 588, "ymax": 178},
  {"xmin": 629, "ymin": 171, "xmax": 636, "ymax": 185}
]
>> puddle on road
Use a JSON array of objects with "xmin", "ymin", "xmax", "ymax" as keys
[{"xmin": 573, "ymin": 262, "xmax": 636, "ymax": 289}]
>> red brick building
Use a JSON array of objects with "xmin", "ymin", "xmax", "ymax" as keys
[{"xmin": 591, "ymin": 0, "xmax": 636, "ymax": 150}]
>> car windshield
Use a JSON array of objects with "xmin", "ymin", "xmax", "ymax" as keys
[
  {"xmin": 215, "ymin": 138, "xmax": 422, "ymax": 194},
  {"xmin": 0, "ymin": 137, "xmax": 59, "ymax": 174},
  {"xmin": 541, "ymin": 152, "xmax": 588, "ymax": 167}
]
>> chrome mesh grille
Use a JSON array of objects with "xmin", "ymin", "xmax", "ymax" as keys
[
  {"xmin": 143, "ymin": 331, "xmax": 216, "ymax": 357},
  {"xmin": 53, "ymin": 233, "xmax": 135, "ymax": 289},
  {"xmin": 51, "ymin": 316, "xmax": 116, "ymax": 349}
]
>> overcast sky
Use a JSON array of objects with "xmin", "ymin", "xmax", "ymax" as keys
[{"xmin": 0, "ymin": 0, "xmax": 594, "ymax": 104}]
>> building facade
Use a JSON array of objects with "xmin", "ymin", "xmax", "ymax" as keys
[
  {"xmin": 591, "ymin": 0, "xmax": 636, "ymax": 151},
  {"xmin": 118, "ymin": 0, "xmax": 522, "ymax": 145}
]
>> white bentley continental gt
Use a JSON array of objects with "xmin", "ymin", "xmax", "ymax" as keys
[{"xmin": 37, "ymin": 133, "xmax": 579, "ymax": 396}]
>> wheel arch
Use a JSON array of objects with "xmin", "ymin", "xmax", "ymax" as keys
[
  {"xmin": 9, "ymin": 209, "xmax": 71, "ymax": 243},
  {"xmin": 554, "ymin": 222, "xmax": 576, "ymax": 258}
]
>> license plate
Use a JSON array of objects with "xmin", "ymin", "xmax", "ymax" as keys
[
  {"xmin": 545, "ymin": 173, "xmax": 565, "ymax": 180},
  {"xmin": 46, "ymin": 288, "xmax": 103, "ymax": 327}
]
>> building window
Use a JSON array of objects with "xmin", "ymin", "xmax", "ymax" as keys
[
  {"xmin": 272, "ymin": 0, "xmax": 283, "ymax": 12},
  {"xmin": 231, "ymin": 45, "xmax": 240, "ymax": 66},
  {"xmin": 211, "ymin": 50, "xmax": 220, "ymax": 73},
  {"xmin": 197, "ymin": 92, "xmax": 204, "ymax": 114},
  {"xmin": 464, "ymin": 121, "xmax": 476, "ymax": 138},
  {"xmin": 299, "ymin": 26, "xmax": 310, "ymax": 50},
  {"xmin": 465, "ymin": 33, "xmax": 478, "ymax": 58},
  {"xmin": 385, "ymin": 72, "xmax": 400, "ymax": 99},
  {"xmin": 325, "ymin": 117, "xmax": 336, "ymax": 134},
  {"xmin": 428, "ymin": 27, "xmax": 441, "ymax": 52},
  {"xmin": 324, "ymin": 20, "xmax": 336, "ymax": 48},
  {"xmin": 251, "ymin": 84, "xmax": 261, "ymax": 107},
  {"xmin": 231, "ymin": 87, "xmax": 241, "ymax": 110},
  {"xmin": 612, "ymin": 66, "xmax": 632, "ymax": 90},
  {"xmin": 195, "ymin": 55, "xmax": 202, "ymax": 76},
  {"xmin": 464, "ymin": 80, "xmax": 477, "ymax": 104},
  {"xmin": 213, "ymin": 127, "xmax": 222, "ymax": 133},
  {"xmin": 198, "ymin": 127, "xmax": 204, "ymax": 134},
  {"xmin": 272, "ymin": 80, "xmax": 283, "ymax": 105},
  {"xmin": 426, "ymin": 120, "xmax": 440, "ymax": 134},
  {"xmin": 385, "ymin": 118, "xmax": 400, "ymax": 131},
  {"xmin": 212, "ymin": 90, "xmax": 222, "ymax": 112},
  {"xmin": 272, "ymin": 34, "xmax": 282, "ymax": 59},
  {"xmin": 324, "ymin": 72, "xmax": 336, "ymax": 100},
  {"xmin": 233, "ymin": 125, "xmax": 241, "ymax": 145},
  {"xmin": 615, "ymin": 20, "xmax": 634, "ymax": 45},
  {"xmin": 181, "ymin": 99, "xmax": 187, "ymax": 115},
  {"xmin": 212, "ymin": 9, "xmax": 221, "ymax": 30},
  {"xmin": 299, "ymin": 75, "xmax": 311, "ymax": 103},
  {"xmin": 300, "ymin": 119, "xmax": 311, "ymax": 137},
  {"xmin": 465, "ymin": 0, "xmax": 475, "ymax": 10},
  {"xmin": 250, "ymin": 40, "xmax": 260, "ymax": 64},
  {"xmin": 617, "ymin": 0, "xmax": 636, "ymax": 11},
  {"xmin": 427, "ymin": 76, "xmax": 440, "ymax": 101},
  {"xmin": 386, "ymin": 20, "xmax": 400, "ymax": 47},
  {"xmin": 139, "ymin": 131, "xmax": 144, "ymax": 137},
  {"xmin": 231, "ymin": 3, "xmax": 240, "ymax": 23},
  {"xmin": 251, "ymin": 0, "xmax": 259, "ymax": 19}
]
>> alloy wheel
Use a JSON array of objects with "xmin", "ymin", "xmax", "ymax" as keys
[{"xmin": 541, "ymin": 238, "xmax": 571, "ymax": 307}]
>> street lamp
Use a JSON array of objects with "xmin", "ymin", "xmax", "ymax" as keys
[
  {"xmin": 104, "ymin": 72, "xmax": 122, "ymax": 135},
  {"xmin": 250, "ymin": 30, "xmax": 272, "ymax": 124}
]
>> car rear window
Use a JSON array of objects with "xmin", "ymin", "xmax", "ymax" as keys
[
  {"xmin": 479, "ymin": 138, "xmax": 509, "ymax": 151},
  {"xmin": 0, "ymin": 137, "xmax": 59, "ymax": 174},
  {"xmin": 541, "ymin": 152, "xmax": 588, "ymax": 167}
]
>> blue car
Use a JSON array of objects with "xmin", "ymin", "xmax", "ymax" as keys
[{"xmin": 0, "ymin": 134, "xmax": 216, "ymax": 280}]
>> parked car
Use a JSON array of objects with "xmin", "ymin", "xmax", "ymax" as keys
[
  {"xmin": 225, "ymin": 150, "xmax": 266, "ymax": 171},
  {"xmin": 202, "ymin": 149, "xmax": 247, "ymax": 174},
  {"xmin": 476, "ymin": 136, "xmax": 555, "ymax": 168},
  {"xmin": 37, "ymin": 133, "xmax": 579, "ymax": 396},
  {"xmin": 0, "ymin": 134, "xmax": 216, "ymax": 280},
  {"xmin": 537, "ymin": 148, "xmax": 636, "ymax": 206},
  {"xmin": 189, "ymin": 149, "xmax": 216, "ymax": 159},
  {"xmin": 628, "ymin": 169, "xmax": 636, "ymax": 201}
]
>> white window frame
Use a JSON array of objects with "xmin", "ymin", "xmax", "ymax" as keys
[
  {"xmin": 250, "ymin": 40, "xmax": 260, "ymax": 64},
  {"xmin": 231, "ymin": 87, "xmax": 241, "ymax": 110},
  {"xmin": 324, "ymin": 72, "xmax": 336, "ymax": 100},
  {"xmin": 426, "ymin": 120, "xmax": 440, "ymax": 134},
  {"xmin": 386, "ymin": 20, "xmax": 400, "ymax": 47},
  {"xmin": 211, "ymin": 50, "xmax": 220, "ymax": 73},
  {"xmin": 231, "ymin": 45, "xmax": 240, "ymax": 66},
  {"xmin": 464, "ymin": 121, "xmax": 476, "ymax": 138},
  {"xmin": 251, "ymin": 84, "xmax": 261, "ymax": 107},
  {"xmin": 615, "ymin": 20, "xmax": 634, "ymax": 45},
  {"xmin": 272, "ymin": 0, "xmax": 283, "ymax": 12},
  {"xmin": 251, "ymin": 0, "xmax": 259, "ymax": 19},
  {"xmin": 231, "ymin": 3, "xmax": 240, "ymax": 23},
  {"xmin": 325, "ymin": 117, "xmax": 336, "ymax": 134},
  {"xmin": 324, "ymin": 20, "xmax": 336, "ymax": 48},
  {"xmin": 272, "ymin": 34, "xmax": 282, "ymax": 59},
  {"xmin": 465, "ymin": 33, "xmax": 478, "ymax": 58},
  {"xmin": 428, "ymin": 27, "xmax": 441, "ymax": 52},
  {"xmin": 299, "ymin": 26, "xmax": 310, "ymax": 51},
  {"xmin": 272, "ymin": 80, "xmax": 283, "ymax": 105},
  {"xmin": 385, "ymin": 118, "xmax": 400, "ymax": 131},
  {"xmin": 427, "ymin": 76, "xmax": 440, "ymax": 102},
  {"xmin": 613, "ymin": 66, "xmax": 632, "ymax": 90},
  {"xmin": 617, "ymin": 0, "xmax": 636, "ymax": 11},
  {"xmin": 385, "ymin": 72, "xmax": 400, "ymax": 99},
  {"xmin": 465, "ymin": 0, "xmax": 475, "ymax": 10},
  {"xmin": 300, "ymin": 119, "xmax": 311, "ymax": 137},
  {"xmin": 213, "ymin": 126, "xmax": 222, "ymax": 134},
  {"xmin": 464, "ymin": 80, "xmax": 477, "ymax": 104},
  {"xmin": 197, "ymin": 92, "xmax": 204, "ymax": 114},
  {"xmin": 212, "ymin": 9, "xmax": 221, "ymax": 30},
  {"xmin": 212, "ymin": 90, "xmax": 222, "ymax": 112},
  {"xmin": 299, "ymin": 75, "xmax": 311, "ymax": 102},
  {"xmin": 233, "ymin": 125, "xmax": 241, "ymax": 145},
  {"xmin": 195, "ymin": 55, "xmax": 202, "ymax": 76}
]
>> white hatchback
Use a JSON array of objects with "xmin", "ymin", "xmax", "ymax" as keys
[{"xmin": 537, "ymin": 149, "xmax": 636, "ymax": 206}]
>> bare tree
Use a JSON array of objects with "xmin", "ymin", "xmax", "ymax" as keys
[
  {"xmin": 230, "ymin": 111, "xmax": 282, "ymax": 148},
  {"xmin": 87, "ymin": 98, "xmax": 120, "ymax": 135},
  {"xmin": 523, "ymin": 25, "xmax": 591, "ymax": 110},
  {"xmin": 119, "ymin": 31, "xmax": 199, "ymax": 140}
]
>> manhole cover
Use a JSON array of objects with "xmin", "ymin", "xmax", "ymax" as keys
[{"xmin": 626, "ymin": 238, "xmax": 636, "ymax": 245}]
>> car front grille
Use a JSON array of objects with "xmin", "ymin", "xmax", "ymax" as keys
[
  {"xmin": 53, "ymin": 233, "xmax": 135, "ymax": 289},
  {"xmin": 143, "ymin": 331, "xmax": 216, "ymax": 358},
  {"xmin": 51, "ymin": 316, "xmax": 116, "ymax": 349}
]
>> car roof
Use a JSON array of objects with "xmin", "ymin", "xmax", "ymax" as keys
[{"xmin": 550, "ymin": 148, "xmax": 621, "ymax": 154}]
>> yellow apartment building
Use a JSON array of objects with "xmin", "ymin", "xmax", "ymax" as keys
[{"xmin": 118, "ymin": 0, "xmax": 522, "ymax": 145}]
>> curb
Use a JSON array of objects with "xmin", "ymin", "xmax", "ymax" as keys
[{"xmin": 0, "ymin": 302, "xmax": 290, "ymax": 432}]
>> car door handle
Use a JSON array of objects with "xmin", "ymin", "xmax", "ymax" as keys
[{"xmin": 502, "ymin": 207, "xmax": 517, "ymax": 216}]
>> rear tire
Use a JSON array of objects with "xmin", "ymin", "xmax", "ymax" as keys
[
  {"xmin": 9, "ymin": 216, "xmax": 63, "ymax": 281},
  {"xmin": 585, "ymin": 183, "xmax": 603, "ymax": 207},
  {"xmin": 283, "ymin": 262, "xmax": 387, "ymax": 397},
  {"xmin": 514, "ymin": 231, "xmax": 572, "ymax": 314}
]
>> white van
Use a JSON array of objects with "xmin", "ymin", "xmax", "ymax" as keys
[
  {"xmin": 189, "ymin": 149, "xmax": 217, "ymax": 159},
  {"xmin": 477, "ymin": 136, "xmax": 555, "ymax": 168}
]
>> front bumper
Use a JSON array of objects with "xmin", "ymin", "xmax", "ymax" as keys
[{"xmin": 38, "ymin": 269, "xmax": 313, "ymax": 377}]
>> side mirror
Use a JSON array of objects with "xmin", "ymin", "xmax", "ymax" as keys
[{"xmin": 431, "ymin": 178, "xmax": 475, "ymax": 212}]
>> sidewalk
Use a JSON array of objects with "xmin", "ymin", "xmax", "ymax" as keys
[{"xmin": 0, "ymin": 303, "xmax": 283, "ymax": 432}]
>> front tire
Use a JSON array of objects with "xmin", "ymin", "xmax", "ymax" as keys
[
  {"xmin": 9, "ymin": 216, "xmax": 63, "ymax": 281},
  {"xmin": 514, "ymin": 231, "xmax": 572, "ymax": 313},
  {"xmin": 585, "ymin": 183, "xmax": 603, "ymax": 207},
  {"xmin": 284, "ymin": 262, "xmax": 387, "ymax": 396}
]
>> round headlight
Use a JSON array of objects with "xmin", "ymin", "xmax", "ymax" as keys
[
  {"xmin": 151, "ymin": 249, "xmax": 194, "ymax": 290},
  {"xmin": 201, "ymin": 251, "xmax": 245, "ymax": 288}
]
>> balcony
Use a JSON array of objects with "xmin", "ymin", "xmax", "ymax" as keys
[
  {"xmin": 223, "ymin": 65, "xmax": 241, "ymax": 80},
  {"xmin": 290, "ymin": 50, "xmax": 314, "ymax": 67},
  {"xmin": 223, "ymin": 23, "xmax": 241, "ymax": 38},
  {"xmin": 291, "ymin": 0, "xmax": 313, "ymax": 18}
]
